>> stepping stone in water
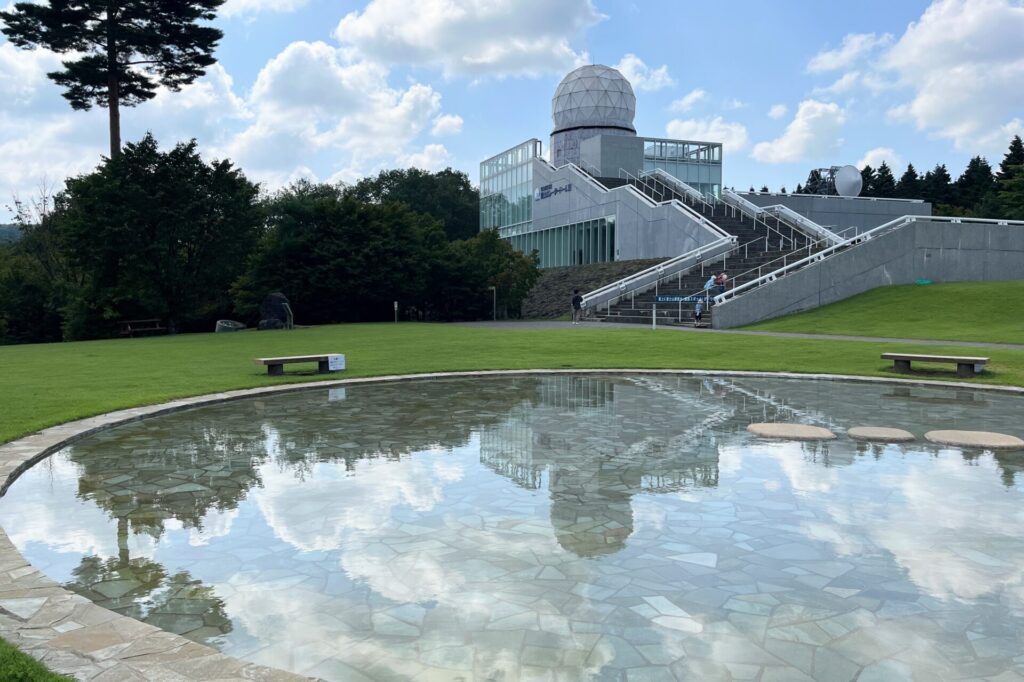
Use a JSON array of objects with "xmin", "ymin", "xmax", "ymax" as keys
[
  {"xmin": 747, "ymin": 423, "xmax": 836, "ymax": 441},
  {"xmin": 848, "ymin": 426, "xmax": 915, "ymax": 443},
  {"xmin": 924, "ymin": 430, "xmax": 1024, "ymax": 451}
]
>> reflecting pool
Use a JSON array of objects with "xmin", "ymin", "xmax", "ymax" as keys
[{"xmin": 2, "ymin": 375, "xmax": 1024, "ymax": 680}]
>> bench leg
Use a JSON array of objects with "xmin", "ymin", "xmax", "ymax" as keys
[
  {"xmin": 893, "ymin": 359, "xmax": 912, "ymax": 373},
  {"xmin": 318, "ymin": 360, "xmax": 330, "ymax": 374},
  {"xmin": 957, "ymin": 362, "xmax": 974, "ymax": 378},
  {"xmin": 268, "ymin": 363, "xmax": 284, "ymax": 376}
]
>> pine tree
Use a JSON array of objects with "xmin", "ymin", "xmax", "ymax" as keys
[
  {"xmin": 922, "ymin": 163, "xmax": 954, "ymax": 206},
  {"xmin": 780, "ymin": 186, "xmax": 787, "ymax": 194},
  {"xmin": 759, "ymin": 185, "xmax": 770, "ymax": 193},
  {"xmin": 859, "ymin": 165, "xmax": 877, "ymax": 197},
  {"xmin": 794, "ymin": 183, "xmax": 804, "ymax": 194},
  {"xmin": 895, "ymin": 163, "xmax": 922, "ymax": 199},
  {"xmin": 954, "ymin": 156, "xmax": 995, "ymax": 211},
  {"xmin": 873, "ymin": 162, "xmax": 896, "ymax": 197},
  {"xmin": 0, "ymin": 1, "xmax": 224, "ymax": 159},
  {"xmin": 996, "ymin": 135, "xmax": 1024, "ymax": 181}
]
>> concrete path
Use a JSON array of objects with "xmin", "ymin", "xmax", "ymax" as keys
[{"xmin": 457, "ymin": 320, "xmax": 1024, "ymax": 351}]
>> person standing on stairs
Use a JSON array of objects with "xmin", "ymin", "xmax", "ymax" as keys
[
  {"xmin": 716, "ymin": 271, "xmax": 728, "ymax": 297},
  {"xmin": 704, "ymin": 275, "xmax": 715, "ymax": 306},
  {"xmin": 694, "ymin": 298, "xmax": 704, "ymax": 327},
  {"xmin": 571, "ymin": 289, "xmax": 583, "ymax": 324}
]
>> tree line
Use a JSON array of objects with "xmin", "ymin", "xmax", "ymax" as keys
[
  {"xmin": 789, "ymin": 136, "xmax": 1024, "ymax": 219},
  {"xmin": 0, "ymin": 135, "xmax": 538, "ymax": 345}
]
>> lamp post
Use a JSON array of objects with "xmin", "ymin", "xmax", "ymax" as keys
[{"xmin": 487, "ymin": 286, "xmax": 496, "ymax": 321}]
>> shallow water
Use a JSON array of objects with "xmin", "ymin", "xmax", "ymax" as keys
[{"xmin": 2, "ymin": 375, "xmax": 1023, "ymax": 681}]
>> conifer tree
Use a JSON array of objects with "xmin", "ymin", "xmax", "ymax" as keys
[
  {"xmin": 872, "ymin": 162, "xmax": 896, "ymax": 197},
  {"xmin": 895, "ymin": 163, "xmax": 921, "ymax": 199},
  {"xmin": 922, "ymin": 164, "xmax": 954, "ymax": 206},
  {"xmin": 955, "ymin": 156, "xmax": 995, "ymax": 210},
  {"xmin": 860, "ymin": 165, "xmax": 876, "ymax": 197},
  {"xmin": 794, "ymin": 183, "xmax": 804, "ymax": 194},
  {"xmin": 996, "ymin": 135, "xmax": 1024, "ymax": 180},
  {"xmin": 0, "ymin": 1, "xmax": 225, "ymax": 158}
]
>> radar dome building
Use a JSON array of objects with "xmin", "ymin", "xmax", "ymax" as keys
[
  {"xmin": 479, "ymin": 64, "xmax": 932, "ymax": 273},
  {"xmin": 551, "ymin": 65, "xmax": 637, "ymax": 168}
]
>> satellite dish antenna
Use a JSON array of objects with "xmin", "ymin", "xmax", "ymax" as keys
[{"xmin": 834, "ymin": 164, "xmax": 862, "ymax": 197}]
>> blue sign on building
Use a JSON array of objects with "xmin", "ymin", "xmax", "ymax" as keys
[
  {"xmin": 655, "ymin": 295, "xmax": 703, "ymax": 303},
  {"xmin": 534, "ymin": 183, "xmax": 572, "ymax": 201}
]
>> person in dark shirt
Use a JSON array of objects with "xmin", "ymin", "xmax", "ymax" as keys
[{"xmin": 571, "ymin": 289, "xmax": 584, "ymax": 325}]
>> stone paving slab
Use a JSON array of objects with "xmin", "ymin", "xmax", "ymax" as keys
[
  {"xmin": 847, "ymin": 426, "xmax": 916, "ymax": 442},
  {"xmin": 1, "ymin": 369, "xmax": 1022, "ymax": 680}
]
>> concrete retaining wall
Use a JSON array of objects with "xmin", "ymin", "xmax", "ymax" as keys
[
  {"xmin": 713, "ymin": 219, "xmax": 1024, "ymax": 328},
  {"xmin": 738, "ymin": 192, "xmax": 931, "ymax": 235}
]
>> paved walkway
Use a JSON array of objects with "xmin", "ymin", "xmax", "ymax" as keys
[{"xmin": 457, "ymin": 320, "xmax": 1024, "ymax": 351}]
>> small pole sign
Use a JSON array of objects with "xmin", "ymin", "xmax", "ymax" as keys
[
  {"xmin": 327, "ymin": 354, "xmax": 346, "ymax": 371},
  {"xmin": 394, "ymin": 300, "xmax": 398, "ymax": 323}
]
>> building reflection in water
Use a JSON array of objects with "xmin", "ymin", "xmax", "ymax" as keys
[{"xmin": 480, "ymin": 376, "xmax": 726, "ymax": 557}]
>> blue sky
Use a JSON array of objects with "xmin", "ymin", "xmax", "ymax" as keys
[{"xmin": 1, "ymin": 0, "xmax": 1022, "ymax": 217}]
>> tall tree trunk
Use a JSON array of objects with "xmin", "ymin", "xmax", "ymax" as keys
[
  {"xmin": 108, "ymin": 76, "xmax": 120, "ymax": 159},
  {"xmin": 106, "ymin": 9, "xmax": 120, "ymax": 158}
]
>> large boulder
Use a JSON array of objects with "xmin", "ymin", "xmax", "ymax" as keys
[{"xmin": 259, "ymin": 292, "xmax": 291, "ymax": 330}]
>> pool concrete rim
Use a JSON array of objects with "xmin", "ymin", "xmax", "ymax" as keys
[{"xmin": 2, "ymin": 368, "xmax": 1022, "ymax": 681}]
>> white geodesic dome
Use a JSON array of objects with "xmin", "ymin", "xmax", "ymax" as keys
[{"xmin": 551, "ymin": 65, "xmax": 636, "ymax": 133}]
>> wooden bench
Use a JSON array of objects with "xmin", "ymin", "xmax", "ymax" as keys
[
  {"xmin": 255, "ymin": 354, "xmax": 345, "ymax": 376},
  {"xmin": 882, "ymin": 352, "xmax": 989, "ymax": 378},
  {"xmin": 119, "ymin": 319, "xmax": 167, "ymax": 337}
]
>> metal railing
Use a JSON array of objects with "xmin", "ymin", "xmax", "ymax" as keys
[
  {"xmin": 721, "ymin": 189, "xmax": 841, "ymax": 246},
  {"xmin": 582, "ymin": 237, "xmax": 735, "ymax": 311},
  {"xmin": 713, "ymin": 215, "xmax": 1024, "ymax": 306},
  {"xmin": 640, "ymin": 168, "xmax": 714, "ymax": 213},
  {"xmin": 616, "ymin": 168, "xmax": 732, "ymax": 241},
  {"xmin": 759, "ymin": 204, "xmax": 842, "ymax": 245}
]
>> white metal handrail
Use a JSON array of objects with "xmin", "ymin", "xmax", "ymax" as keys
[
  {"xmin": 676, "ymin": 227, "xmax": 858, "ymax": 304},
  {"xmin": 760, "ymin": 204, "xmax": 842, "ymax": 245},
  {"xmin": 713, "ymin": 215, "xmax": 1024, "ymax": 306},
  {"xmin": 582, "ymin": 236, "xmax": 735, "ymax": 310},
  {"xmin": 640, "ymin": 168, "xmax": 714, "ymax": 213},
  {"xmin": 722, "ymin": 189, "xmax": 840, "ymax": 246},
  {"xmin": 617, "ymin": 168, "xmax": 732, "ymax": 241}
]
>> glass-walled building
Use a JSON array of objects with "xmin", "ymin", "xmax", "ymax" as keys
[
  {"xmin": 480, "ymin": 139, "xmax": 541, "ymax": 238},
  {"xmin": 643, "ymin": 138, "xmax": 722, "ymax": 198},
  {"xmin": 478, "ymin": 64, "xmax": 729, "ymax": 269}
]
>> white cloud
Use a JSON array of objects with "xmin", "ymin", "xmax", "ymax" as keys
[
  {"xmin": 334, "ymin": 0, "xmax": 603, "ymax": 78},
  {"xmin": 665, "ymin": 116, "xmax": 749, "ymax": 152},
  {"xmin": 878, "ymin": 0, "xmax": 1024, "ymax": 151},
  {"xmin": 220, "ymin": 0, "xmax": 309, "ymax": 18},
  {"xmin": 722, "ymin": 98, "xmax": 746, "ymax": 110},
  {"xmin": 807, "ymin": 32, "xmax": 892, "ymax": 73},
  {"xmin": 751, "ymin": 99, "xmax": 846, "ymax": 163},
  {"xmin": 670, "ymin": 88, "xmax": 706, "ymax": 113},
  {"xmin": 613, "ymin": 53, "xmax": 674, "ymax": 92},
  {"xmin": 767, "ymin": 104, "xmax": 787, "ymax": 120},
  {"xmin": 813, "ymin": 71, "xmax": 860, "ymax": 95},
  {"xmin": 398, "ymin": 143, "xmax": 451, "ymax": 170},
  {"xmin": 431, "ymin": 113, "xmax": 463, "ymax": 136},
  {"xmin": 857, "ymin": 146, "xmax": 903, "ymax": 170}
]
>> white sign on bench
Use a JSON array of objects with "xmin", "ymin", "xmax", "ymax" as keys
[{"xmin": 327, "ymin": 354, "xmax": 346, "ymax": 371}]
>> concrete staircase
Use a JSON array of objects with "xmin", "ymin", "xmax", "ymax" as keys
[{"xmin": 587, "ymin": 177, "xmax": 821, "ymax": 326}]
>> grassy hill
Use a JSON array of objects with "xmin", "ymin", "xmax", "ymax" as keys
[{"xmin": 744, "ymin": 281, "xmax": 1024, "ymax": 345}]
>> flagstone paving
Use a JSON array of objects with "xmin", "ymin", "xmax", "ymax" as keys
[{"xmin": 1, "ymin": 371, "xmax": 1023, "ymax": 681}]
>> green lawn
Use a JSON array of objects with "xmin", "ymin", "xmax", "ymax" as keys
[
  {"xmin": 0, "ymin": 638, "xmax": 68, "ymax": 681},
  {"xmin": 3, "ymin": 322, "xmax": 1024, "ymax": 446},
  {"xmin": 744, "ymin": 281, "xmax": 1024, "ymax": 344}
]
